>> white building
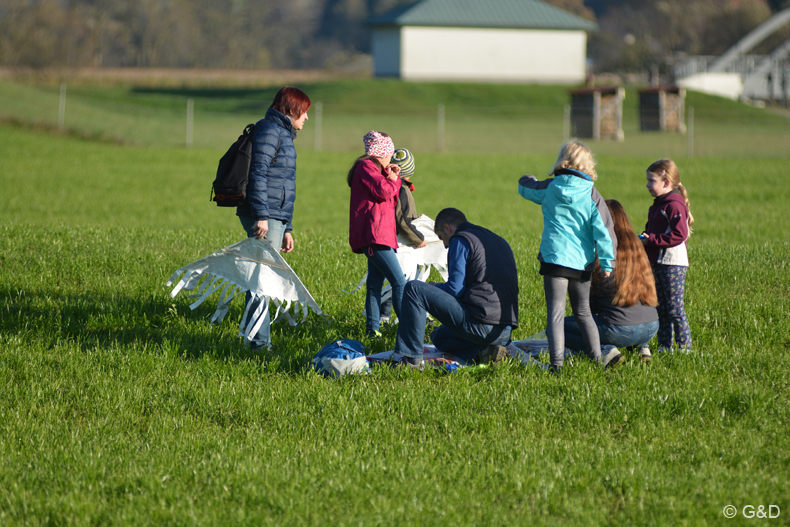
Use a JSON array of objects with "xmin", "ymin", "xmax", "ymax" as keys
[{"xmin": 368, "ymin": 0, "xmax": 598, "ymax": 83}]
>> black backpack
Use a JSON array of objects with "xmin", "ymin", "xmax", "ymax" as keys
[{"xmin": 210, "ymin": 122, "xmax": 281, "ymax": 207}]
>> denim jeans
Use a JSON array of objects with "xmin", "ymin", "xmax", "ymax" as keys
[
  {"xmin": 564, "ymin": 315, "xmax": 659, "ymax": 356},
  {"xmin": 364, "ymin": 245, "xmax": 406, "ymax": 336},
  {"xmin": 394, "ymin": 280, "xmax": 511, "ymax": 362},
  {"xmin": 239, "ymin": 216, "xmax": 287, "ymax": 349}
]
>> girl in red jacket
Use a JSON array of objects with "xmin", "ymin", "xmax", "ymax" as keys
[
  {"xmin": 641, "ymin": 158, "xmax": 695, "ymax": 353},
  {"xmin": 348, "ymin": 131, "xmax": 406, "ymax": 337}
]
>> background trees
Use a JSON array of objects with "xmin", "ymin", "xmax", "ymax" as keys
[{"xmin": 1, "ymin": 0, "xmax": 788, "ymax": 74}]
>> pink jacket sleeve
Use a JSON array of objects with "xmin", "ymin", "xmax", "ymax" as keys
[{"xmin": 356, "ymin": 160, "xmax": 399, "ymax": 202}]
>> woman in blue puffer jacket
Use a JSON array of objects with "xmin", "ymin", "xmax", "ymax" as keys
[{"xmin": 237, "ymin": 86, "xmax": 311, "ymax": 350}]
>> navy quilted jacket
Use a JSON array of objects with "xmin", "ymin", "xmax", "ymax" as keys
[{"xmin": 237, "ymin": 108, "xmax": 297, "ymax": 232}]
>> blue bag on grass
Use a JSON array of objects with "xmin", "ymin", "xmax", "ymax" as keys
[{"xmin": 312, "ymin": 339, "xmax": 370, "ymax": 378}]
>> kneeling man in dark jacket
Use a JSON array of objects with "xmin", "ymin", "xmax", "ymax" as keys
[{"xmin": 395, "ymin": 208, "xmax": 519, "ymax": 368}]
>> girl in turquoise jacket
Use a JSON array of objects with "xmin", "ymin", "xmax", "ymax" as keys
[{"xmin": 518, "ymin": 141, "xmax": 617, "ymax": 372}]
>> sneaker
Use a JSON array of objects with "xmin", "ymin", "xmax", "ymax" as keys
[
  {"xmin": 657, "ymin": 345, "xmax": 673, "ymax": 354},
  {"xmin": 601, "ymin": 349, "xmax": 624, "ymax": 370},
  {"xmin": 678, "ymin": 346, "xmax": 692, "ymax": 354},
  {"xmin": 548, "ymin": 364, "xmax": 562, "ymax": 375},
  {"xmin": 400, "ymin": 356, "xmax": 425, "ymax": 372},
  {"xmin": 477, "ymin": 344, "xmax": 508, "ymax": 365},
  {"xmin": 639, "ymin": 346, "xmax": 652, "ymax": 363}
]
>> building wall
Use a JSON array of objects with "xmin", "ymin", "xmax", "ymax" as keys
[
  {"xmin": 678, "ymin": 72, "xmax": 743, "ymax": 100},
  {"xmin": 374, "ymin": 26, "xmax": 588, "ymax": 83},
  {"xmin": 372, "ymin": 28, "xmax": 401, "ymax": 77}
]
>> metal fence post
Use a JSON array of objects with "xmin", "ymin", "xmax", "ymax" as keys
[
  {"xmin": 58, "ymin": 82, "xmax": 67, "ymax": 131},
  {"xmin": 186, "ymin": 98, "xmax": 194, "ymax": 148},
  {"xmin": 437, "ymin": 103, "xmax": 445, "ymax": 152},
  {"xmin": 314, "ymin": 101, "xmax": 322, "ymax": 151},
  {"xmin": 688, "ymin": 106, "xmax": 694, "ymax": 157},
  {"xmin": 593, "ymin": 91, "xmax": 601, "ymax": 140}
]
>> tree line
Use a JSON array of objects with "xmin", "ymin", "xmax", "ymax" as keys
[{"xmin": 1, "ymin": 0, "xmax": 788, "ymax": 75}]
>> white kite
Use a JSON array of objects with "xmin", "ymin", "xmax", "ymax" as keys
[
  {"xmin": 344, "ymin": 214, "xmax": 449, "ymax": 304},
  {"xmin": 166, "ymin": 237, "xmax": 324, "ymax": 343}
]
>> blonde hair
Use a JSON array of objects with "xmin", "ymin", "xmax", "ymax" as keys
[
  {"xmin": 647, "ymin": 159, "xmax": 695, "ymax": 229},
  {"xmin": 552, "ymin": 140, "xmax": 597, "ymax": 180}
]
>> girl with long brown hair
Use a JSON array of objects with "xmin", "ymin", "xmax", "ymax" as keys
[{"xmin": 563, "ymin": 199, "xmax": 659, "ymax": 363}]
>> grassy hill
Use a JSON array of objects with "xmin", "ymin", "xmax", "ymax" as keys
[{"xmin": 2, "ymin": 75, "xmax": 788, "ymax": 157}]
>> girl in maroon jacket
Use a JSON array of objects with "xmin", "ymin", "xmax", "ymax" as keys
[
  {"xmin": 348, "ymin": 131, "xmax": 406, "ymax": 337},
  {"xmin": 641, "ymin": 158, "xmax": 695, "ymax": 353}
]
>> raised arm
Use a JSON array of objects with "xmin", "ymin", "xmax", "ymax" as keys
[{"xmin": 518, "ymin": 174, "xmax": 552, "ymax": 204}]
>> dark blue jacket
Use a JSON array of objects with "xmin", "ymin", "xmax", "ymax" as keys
[
  {"xmin": 452, "ymin": 222, "xmax": 519, "ymax": 328},
  {"xmin": 237, "ymin": 108, "xmax": 297, "ymax": 232}
]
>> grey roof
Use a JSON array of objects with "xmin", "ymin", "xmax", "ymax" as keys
[{"xmin": 367, "ymin": 0, "xmax": 598, "ymax": 31}]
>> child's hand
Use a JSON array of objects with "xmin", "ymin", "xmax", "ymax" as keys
[
  {"xmin": 602, "ymin": 270, "xmax": 611, "ymax": 278},
  {"xmin": 384, "ymin": 164, "xmax": 399, "ymax": 180},
  {"xmin": 522, "ymin": 174, "xmax": 537, "ymax": 181},
  {"xmin": 413, "ymin": 240, "xmax": 427, "ymax": 249}
]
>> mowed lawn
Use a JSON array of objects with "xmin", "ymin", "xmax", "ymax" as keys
[{"xmin": 1, "ymin": 121, "xmax": 789, "ymax": 526}]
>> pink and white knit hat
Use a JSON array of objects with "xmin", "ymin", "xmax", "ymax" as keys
[{"xmin": 363, "ymin": 130, "xmax": 395, "ymax": 159}]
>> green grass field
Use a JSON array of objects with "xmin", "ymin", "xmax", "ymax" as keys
[{"xmin": 1, "ymin": 77, "xmax": 790, "ymax": 526}]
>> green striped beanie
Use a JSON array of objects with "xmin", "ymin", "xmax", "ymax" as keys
[{"xmin": 391, "ymin": 148, "xmax": 415, "ymax": 178}]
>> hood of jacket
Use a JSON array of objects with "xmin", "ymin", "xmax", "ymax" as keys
[
  {"xmin": 550, "ymin": 169, "xmax": 594, "ymax": 204},
  {"xmin": 653, "ymin": 189, "xmax": 684, "ymax": 207}
]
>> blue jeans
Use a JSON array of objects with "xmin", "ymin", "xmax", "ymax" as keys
[
  {"xmin": 239, "ymin": 216, "xmax": 287, "ymax": 349},
  {"xmin": 564, "ymin": 315, "xmax": 659, "ymax": 356},
  {"xmin": 394, "ymin": 280, "xmax": 512, "ymax": 362},
  {"xmin": 364, "ymin": 245, "xmax": 406, "ymax": 335}
]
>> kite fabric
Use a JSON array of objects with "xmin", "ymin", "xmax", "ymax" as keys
[
  {"xmin": 344, "ymin": 214, "xmax": 449, "ymax": 300},
  {"xmin": 166, "ymin": 237, "xmax": 324, "ymax": 343}
]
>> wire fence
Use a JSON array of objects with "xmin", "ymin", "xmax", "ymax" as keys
[
  {"xmin": 205, "ymin": 101, "xmax": 790, "ymax": 159},
  {"xmin": 3, "ymin": 81, "xmax": 790, "ymax": 158}
]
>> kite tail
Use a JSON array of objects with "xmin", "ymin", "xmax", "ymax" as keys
[
  {"xmin": 240, "ymin": 293, "xmax": 270, "ymax": 344},
  {"xmin": 341, "ymin": 273, "xmax": 368, "ymax": 294}
]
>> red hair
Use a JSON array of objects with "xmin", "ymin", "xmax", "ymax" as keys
[
  {"xmin": 270, "ymin": 86, "xmax": 311, "ymax": 118},
  {"xmin": 593, "ymin": 200, "xmax": 658, "ymax": 307}
]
